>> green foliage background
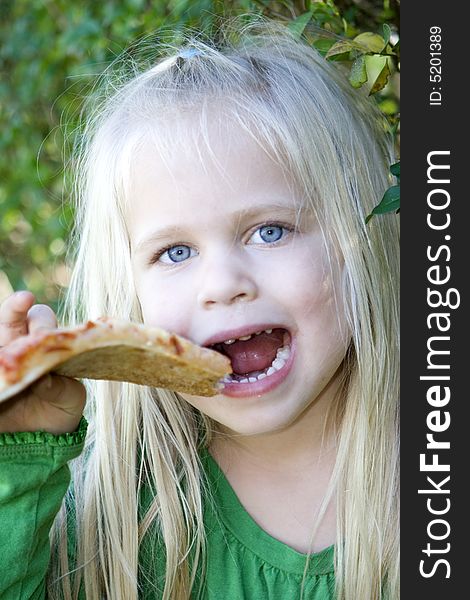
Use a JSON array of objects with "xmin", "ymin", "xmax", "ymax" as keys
[{"xmin": 0, "ymin": 0, "xmax": 399, "ymax": 311}]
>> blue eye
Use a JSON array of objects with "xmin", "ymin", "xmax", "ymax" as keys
[
  {"xmin": 158, "ymin": 245, "xmax": 195, "ymax": 264},
  {"xmin": 250, "ymin": 224, "xmax": 286, "ymax": 244}
]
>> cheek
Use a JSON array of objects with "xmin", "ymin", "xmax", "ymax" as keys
[
  {"xmin": 134, "ymin": 271, "xmax": 192, "ymax": 334},
  {"xmin": 274, "ymin": 248, "xmax": 335, "ymax": 312},
  {"xmin": 303, "ymin": 273, "xmax": 344, "ymax": 322},
  {"xmin": 288, "ymin": 256, "xmax": 350, "ymax": 345}
]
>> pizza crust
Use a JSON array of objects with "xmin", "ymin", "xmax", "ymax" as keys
[{"xmin": 0, "ymin": 318, "xmax": 231, "ymax": 403}]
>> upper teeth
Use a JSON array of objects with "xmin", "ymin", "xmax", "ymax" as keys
[{"xmin": 223, "ymin": 328, "xmax": 274, "ymax": 345}]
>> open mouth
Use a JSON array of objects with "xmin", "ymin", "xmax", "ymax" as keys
[{"xmin": 207, "ymin": 327, "xmax": 292, "ymax": 386}]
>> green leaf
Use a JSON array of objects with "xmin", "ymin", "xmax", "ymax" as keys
[
  {"xmin": 349, "ymin": 55, "xmax": 368, "ymax": 88},
  {"xmin": 365, "ymin": 184, "xmax": 400, "ymax": 223},
  {"xmin": 382, "ymin": 23, "xmax": 391, "ymax": 47},
  {"xmin": 390, "ymin": 162, "xmax": 400, "ymax": 179},
  {"xmin": 288, "ymin": 11, "xmax": 313, "ymax": 39},
  {"xmin": 313, "ymin": 38, "xmax": 337, "ymax": 55},
  {"xmin": 354, "ymin": 31, "xmax": 386, "ymax": 53},
  {"xmin": 369, "ymin": 58, "xmax": 391, "ymax": 94}
]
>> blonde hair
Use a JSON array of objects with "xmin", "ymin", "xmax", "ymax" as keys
[{"xmin": 51, "ymin": 17, "xmax": 399, "ymax": 600}]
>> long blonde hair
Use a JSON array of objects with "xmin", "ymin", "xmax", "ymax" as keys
[{"xmin": 51, "ymin": 17, "xmax": 399, "ymax": 600}]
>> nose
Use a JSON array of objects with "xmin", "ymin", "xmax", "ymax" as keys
[{"xmin": 197, "ymin": 252, "xmax": 258, "ymax": 309}]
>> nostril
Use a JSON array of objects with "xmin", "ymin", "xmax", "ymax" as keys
[
  {"xmin": 197, "ymin": 272, "xmax": 258, "ymax": 307},
  {"xmin": 233, "ymin": 292, "xmax": 249, "ymax": 302}
]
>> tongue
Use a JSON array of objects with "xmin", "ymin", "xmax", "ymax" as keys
[{"xmin": 223, "ymin": 329, "xmax": 285, "ymax": 375}]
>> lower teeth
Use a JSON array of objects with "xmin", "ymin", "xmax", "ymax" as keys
[{"xmin": 222, "ymin": 344, "xmax": 291, "ymax": 384}]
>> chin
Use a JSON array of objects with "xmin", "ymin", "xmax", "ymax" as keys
[{"xmin": 209, "ymin": 402, "xmax": 305, "ymax": 438}]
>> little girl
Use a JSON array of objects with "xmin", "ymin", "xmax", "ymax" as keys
[{"xmin": 0, "ymin": 19, "xmax": 399, "ymax": 600}]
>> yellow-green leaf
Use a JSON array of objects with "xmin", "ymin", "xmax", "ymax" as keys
[
  {"xmin": 325, "ymin": 39, "xmax": 357, "ymax": 58},
  {"xmin": 349, "ymin": 55, "xmax": 368, "ymax": 88},
  {"xmin": 369, "ymin": 59, "xmax": 391, "ymax": 95},
  {"xmin": 354, "ymin": 32, "xmax": 385, "ymax": 53}
]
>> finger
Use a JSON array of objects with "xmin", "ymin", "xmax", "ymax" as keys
[
  {"xmin": 27, "ymin": 304, "xmax": 58, "ymax": 334},
  {"xmin": 0, "ymin": 291, "xmax": 36, "ymax": 345},
  {"xmin": 32, "ymin": 374, "xmax": 87, "ymax": 433},
  {"xmin": 33, "ymin": 374, "xmax": 86, "ymax": 410}
]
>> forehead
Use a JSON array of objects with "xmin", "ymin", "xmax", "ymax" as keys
[{"xmin": 126, "ymin": 115, "xmax": 303, "ymax": 233}]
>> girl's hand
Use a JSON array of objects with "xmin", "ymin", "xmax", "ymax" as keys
[{"xmin": 0, "ymin": 291, "xmax": 86, "ymax": 435}]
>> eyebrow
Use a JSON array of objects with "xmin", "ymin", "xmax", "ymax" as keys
[
  {"xmin": 134, "ymin": 226, "xmax": 187, "ymax": 255},
  {"xmin": 133, "ymin": 203, "xmax": 301, "ymax": 255}
]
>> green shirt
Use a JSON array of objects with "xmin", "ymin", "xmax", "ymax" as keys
[{"xmin": 0, "ymin": 421, "xmax": 335, "ymax": 599}]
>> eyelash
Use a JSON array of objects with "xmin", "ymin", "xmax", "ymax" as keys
[{"xmin": 148, "ymin": 221, "xmax": 295, "ymax": 266}]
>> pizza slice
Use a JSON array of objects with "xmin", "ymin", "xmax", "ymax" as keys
[{"xmin": 0, "ymin": 318, "xmax": 231, "ymax": 403}]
